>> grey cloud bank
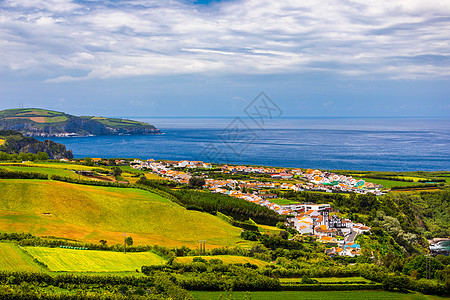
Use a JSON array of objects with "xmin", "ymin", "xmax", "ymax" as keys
[{"xmin": 0, "ymin": 0, "xmax": 449, "ymax": 117}]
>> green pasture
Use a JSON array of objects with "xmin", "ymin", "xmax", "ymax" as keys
[
  {"xmin": 0, "ymin": 243, "xmax": 43, "ymax": 272},
  {"xmin": 270, "ymin": 198, "xmax": 300, "ymax": 205},
  {"xmin": 17, "ymin": 109, "xmax": 62, "ymax": 116},
  {"xmin": 0, "ymin": 179, "xmax": 243, "ymax": 248},
  {"xmin": 258, "ymin": 224, "xmax": 282, "ymax": 235},
  {"xmin": 0, "ymin": 165, "xmax": 78, "ymax": 178},
  {"xmin": 191, "ymin": 290, "xmax": 442, "ymax": 300},
  {"xmin": 24, "ymin": 246, "xmax": 165, "ymax": 272},
  {"xmin": 355, "ymin": 177, "xmax": 422, "ymax": 188},
  {"xmin": 44, "ymin": 116, "xmax": 68, "ymax": 123}
]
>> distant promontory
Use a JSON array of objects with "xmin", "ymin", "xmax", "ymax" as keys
[{"xmin": 0, "ymin": 108, "xmax": 161, "ymax": 137}]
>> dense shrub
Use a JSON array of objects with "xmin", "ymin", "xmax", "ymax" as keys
[
  {"xmin": 403, "ymin": 255, "xmax": 444, "ymax": 279},
  {"xmin": 241, "ymin": 230, "xmax": 261, "ymax": 241},
  {"xmin": 0, "ymin": 168, "xmax": 48, "ymax": 179}
]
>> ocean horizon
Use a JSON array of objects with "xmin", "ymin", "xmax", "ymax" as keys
[{"xmin": 39, "ymin": 117, "xmax": 450, "ymax": 172}]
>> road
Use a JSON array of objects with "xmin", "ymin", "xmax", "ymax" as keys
[{"xmin": 345, "ymin": 229, "xmax": 357, "ymax": 244}]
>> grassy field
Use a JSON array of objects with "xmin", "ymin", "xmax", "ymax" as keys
[
  {"xmin": 91, "ymin": 117, "xmax": 150, "ymax": 127},
  {"xmin": 0, "ymin": 165, "xmax": 79, "ymax": 178},
  {"xmin": 258, "ymin": 224, "xmax": 282, "ymax": 235},
  {"xmin": 175, "ymin": 255, "xmax": 269, "ymax": 267},
  {"xmin": 191, "ymin": 290, "xmax": 442, "ymax": 300},
  {"xmin": 25, "ymin": 246, "xmax": 165, "ymax": 272},
  {"xmin": 354, "ymin": 177, "xmax": 422, "ymax": 188},
  {"xmin": 436, "ymin": 174, "xmax": 450, "ymax": 184},
  {"xmin": 0, "ymin": 179, "xmax": 242, "ymax": 248},
  {"xmin": 45, "ymin": 116, "xmax": 68, "ymax": 123},
  {"xmin": 0, "ymin": 243, "xmax": 43, "ymax": 272},
  {"xmin": 270, "ymin": 198, "xmax": 300, "ymax": 205},
  {"xmin": 0, "ymin": 162, "xmax": 109, "ymax": 172}
]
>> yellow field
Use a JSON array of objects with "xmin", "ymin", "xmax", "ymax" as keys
[
  {"xmin": 0, "ymin": 139, "xmax": 5, "ymax": 146},
  {"xmin": 175, "ymin": 255, "xmax": 269, "ymax": 267},
  {"xmin": 25, "ymin": 247, "xmax": 165, "ymax": 272},
  {"xmin": 258, "ymin": 224, "xmax": 282, "ymax": 235},
  {"xmin": 0, "ymin": 179, "xmax": 242, "ymax": 248},
  {"xmin": 0, "ymin": 243, "xmax": 43, "ymax": 272}
]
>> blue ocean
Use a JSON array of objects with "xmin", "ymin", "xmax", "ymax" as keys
[{"xmin": 40, "ymin": 117, "xmax": 450, "ymax": 171}]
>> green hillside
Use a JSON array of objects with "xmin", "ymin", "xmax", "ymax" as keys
[
  {"xmin": 0, "ymin": 108, "xmax": 160, "ymax": 136},
  {"xmin": 0, "ymin": 179, "xmax": 242, "ymax": 248}
]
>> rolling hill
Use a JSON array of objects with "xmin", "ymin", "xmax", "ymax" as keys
[
  {"xmin": 0, "ymin": 179, "xmax": 242, "ymax": 248},
  {"xmin": 0, "ymin": 108, "xmax": 161, "ymax": 137}
]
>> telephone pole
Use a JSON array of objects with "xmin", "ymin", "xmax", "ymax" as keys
[
  {"xmin": 124, "ymin": 233, "xmax": 126, "ymax": 254},
  {"xmin": 198, "ymin": 240, "xmax": 206, "ymax": 255},
  {"xmin": 425, "ymin": 254, "xmax": 432, "ymax": 279}
]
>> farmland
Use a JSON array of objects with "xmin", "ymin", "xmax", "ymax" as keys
[
  {"xmin": 24, "ymin": 246, "xmax": 165, "ymax": 272},
  {"xmin": 280, "ymin": 277, "xmax": 372, "ymax": 284},
  {"xmin": 0, "ymin": 161, "xmax": 448, "ymax": 299},
  {"xmin": 191, "ymin": 291, "xmax": 442, "ymax": 300},
  {"xmin": 354, "ymin": 177, "xmax": 422, "ymax": 188},
  {"xmin": 270, "ymin": 198, "xmax": 300, "ymax": 206},
  {"xmin": 0, "ymin": 179, "xmax": 242, "ymax": 248},
  {"xmin": 0, "ymin": 243, "xmax": 43, "ymax": 272},
  {"xmin": 258, "ymin": 224, "xmax": 282, "ymax": 235},
  {"xmin": 0, "ymin": 108, "xmax": 161, "ymax": 137},
  {"xmin": 0, "ymin": 164, "xmax": 79, "ymax": 178},
  {"xmin": 175, "ymin": 255, "xmax": 269, "ymax": 267}
]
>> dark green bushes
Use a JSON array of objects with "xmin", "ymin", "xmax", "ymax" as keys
[
  {"xmin": 0, "ymin": 168, "xmax": 48, "ymax": 179},
  {"xmin": 403, "ymin": 255, "xmax": 444, "ymax": 279},
  {"xmin": 241, "ymin": 230, "xmax": 261, "ymax": 241},
  {"xmin": 0, "ymin": 151, "xmax": 49, "ymax": 162}
]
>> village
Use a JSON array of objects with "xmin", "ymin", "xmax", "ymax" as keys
[{"xmin": 130, "ymin": 159, "xmax": 375, "ymax": 257}]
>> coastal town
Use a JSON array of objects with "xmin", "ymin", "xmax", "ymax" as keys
[{"xmin": 130, "ymin": 159, "xmax": 377, "ymax": 257}]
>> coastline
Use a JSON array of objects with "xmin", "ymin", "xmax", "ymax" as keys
[{"xmin": 428, "ymin": 237, "xmax": 450, "ymax": 244}]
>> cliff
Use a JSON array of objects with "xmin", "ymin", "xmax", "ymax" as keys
[
  {"xmin": 0, "ymin": 130, "xmax": 73, "ymax": 159},
  {"xmin": 0, "ymin": 108, "xmax": 161, "ymax": 137}
]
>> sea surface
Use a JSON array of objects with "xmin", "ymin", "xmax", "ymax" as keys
[
  {"xmin": 40, "ymin": 117, "xmax": 450, "ymax": 171},
  {"xmin": 431, "ymin": 240, "xmax": 450, "ymax": 252}
]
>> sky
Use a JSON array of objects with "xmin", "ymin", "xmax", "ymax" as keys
[{"xmin": 0, "ymin": 0, "xmax": 449, "ymax": 117}]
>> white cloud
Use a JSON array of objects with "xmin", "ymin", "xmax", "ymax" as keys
[{"xmin": 0, "ymin": 0, "xmax": 449, "ymax": 81}]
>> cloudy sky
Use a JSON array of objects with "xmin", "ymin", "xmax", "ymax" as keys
[{"xmin": 0, "ymin": 0, "xmax": 449, "ymax": 117}]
